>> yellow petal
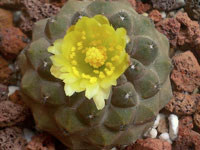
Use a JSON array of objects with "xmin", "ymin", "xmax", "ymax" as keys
[
  {"xmin": 62, "ymin": 73, "xmax": 77, "ymax": 84},
  {"xmin": 48, "ymin": 39, "xmax": 63, "ymax": 55},
  {"xmin": 64, "ymin": 84, "xmax": 75, "ymax": 96},
  {"xmin": 50, "ymin": 66, "xmax": 62, "ymax": 78},
  {"xmin": 93, "ymin": 93, "xmax": 105, "ymax": 110},
  {"xmin": 85, "ymin": 84, "xmax": 99, "ymax": 99},
  {"xmin": 94, "ymin": 15, "xmax": 109, "ymax": 25}
]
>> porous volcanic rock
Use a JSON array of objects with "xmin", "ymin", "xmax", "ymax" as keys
[
  {"xmin": 171, "ymin": 51, "xmax": 200, "ymax": 92},
  {"xmin": 0, "ymin": 8, "xmax": 13, "ymax": 28},
  {"xmin": 174, "ymin": 126, "xmax": 200, "ymax": 150},
  {"xmin": 165, "ymin": 92, "xmax": 197, "ymax": 116},
  {"xmin": 0, "ymin": 127, "xmax": 27, "ymax": 150},
  {"xmin": 0, "ymin": 100, "xmax": 29, "ymax": 127},
  {"xmin": 26, "ymin": 133, "xmax": 55, "ymax": 150},
  {"xmin": 126, "ymin": 138, "xmax": 172, "ymax": 150},
  {"xmin": 0, "ymin": 56, "xmax": 12, "ymax": 85},
  {"xmin": 0, "ymin": 27, "xmax": 29, "ymax": 60}
]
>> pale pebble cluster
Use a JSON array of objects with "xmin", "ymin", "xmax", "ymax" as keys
[{"xmin": 144, "ymin": 113, "xmax": 179, "ymax": 143}]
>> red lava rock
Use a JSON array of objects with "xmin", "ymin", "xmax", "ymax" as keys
[
  {"xmin": 174, "ymin": 126, "xmax": 200, "ymax": 150},
  {"xmin": 165, "ymin": 92, "xmax": 197, "ymax": 116},
  {"xmin": 9, "ymin": 90, "xmax": 27, "ymax": 106},
  {"xmin": 171, "ymin": 51, "xmax": 200, "ymax": 92},
  {"xmin": 151, "ymin": 0, "xmax": 178, "ymax": 11},
  {"xmin": 194, "ymin": 113, "xmax": 200, "ymax": 130},
  {"xmin": 0, "ymin": 0, "xmax": 21, "ymax": 8},
  {"xmin": 157, "ymin": 12, "xmax": 200, "ymax": 58},
  {"xmin": 20, "ymin": 0, "xmax": 60, "ymax": 33},
  {"xmin": 136, "ymin": 1, "xmax": 151, "ymax": 14},
  {"xmin": 156, "ymin": 18, "xmax": 181, "ymax": 48},
  {"xmin": 0, "ymin": 8, "xmax": 13, "ymax": 28},
  {"xmin": 0, "ymin": 127, "xmax": 27, "ymax": 150},
  {"xmin": 179, "ymin": 116, "xmax": 194, "ymax": 130},
  {"xmin": 0, "ymin": 100, "xmax": 29, "ymax": 127},
  {"xmin": 0, "ymin": 84, "xmax": 8, "ymax": 102},
  {"xmin": 194, "ymin": 94, "xmax": 200, "ymax": 129},
  {"xmin": 0, "ymin": 27, "xmax": 29, "ymax": 60},
  {"xmin": 0, "ymin": 56, "xmax": 12, "ymax": 85},
  {"xmin": 26, "ymin": 133, "xmax": 55, "ymax": 150},
  {"xmin": 51, "ymin": 0, "xmax": 68, "ymax": 8},
  {"xmin": 149, "ymin": 10, "xmax": 162, "ymax": 23},
  {"xmin": 176, "ymin": 12, "xmax": 200, "ymax": 50},
  {"xmin": 126, "ymin": 138, "xmax": 172, "ymax": 150}
]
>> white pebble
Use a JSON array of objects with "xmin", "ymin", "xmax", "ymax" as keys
[
  {"xmin": 159, "ymin": 132, "xmax": 172, "ymax": 144},
  {"xmin": 161, "ymin": 12, "xmax": 166, "ymax": 18},
  {"xmin": 143, "ymin": 127, "xmax": 151, "ymax": 137},
  {"xmin": 8, "ymin": 86, "xmax": 19, "ymax": 96},
  {"xmin": 168, "ymin": 114, "xmax": 179, "ymax": 141},
  {"xmin": 149, "ymin": 128, "xmax": 158, "ymax": 138},
  {"xmin": 153, "ymin": 114, "xmax": 161, "ymax": 129},
  {"xmin": 23, "ymin": 128, "xmax": 35, "ymax": 142},
  {"xmin": 142, "ymin": 13, "xmax": 148, "ymax": 17}
]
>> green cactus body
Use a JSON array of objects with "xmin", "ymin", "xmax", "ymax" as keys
[{"xmin": 18, "ymin": 0, "xmax": 172, "ymax": 149}]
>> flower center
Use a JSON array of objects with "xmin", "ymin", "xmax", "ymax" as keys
[{"xmin": 85, "ymin": 47, "xmax": 107, "ymax": 68}]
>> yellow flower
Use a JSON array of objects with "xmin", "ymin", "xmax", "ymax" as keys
[{"xmin": 48, "ymin": 15, "xmax": 130, "ymax": 110}]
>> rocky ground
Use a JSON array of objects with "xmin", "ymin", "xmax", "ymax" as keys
[{"xmin": 0, "ymin": 0, "xmax": 199, "ymax": 150}]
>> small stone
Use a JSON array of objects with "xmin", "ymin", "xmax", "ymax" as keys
[
  {"xmin": 0, "ymin": 100, "xmax": 29, "ymax": 127},
  {"xmin": 156, "ymin": 18, "xmax": 181, "ymax": 48},
  {"xmin": 194, "ymin": 95, "xmax": 200, "ymax": 129},
  {"xmin": 171, "ymin": 51, "xmax": 200, "ymax": 92},
  {"xmin": 149, "ymin": 10, "xmax": 162, "ymax": 23},
  {"xmin": 0, "ymin": 127, "xmax": 27, "ymax": 150},
  {"xmin": 160, "ymin": 12, "xmax": 167, "ymax": 18},
  {"xmin": 23, "ymin": 128, "xmax": 35, "ymax": 142},
  {"xmin": 0, "ymin": 84, "xmax": 8, "ymax": 101},
  {"xmin": 175, "ymin": 12, "xmax": 200, "ymax": 58},
  {"xmin": 151, "ymin": 0, "xmax": 185, "ymax": 11},
  {"xmin": 165, "ymin": 92, "xmax": 197, "ymax": 115},
  {"xmin": 0, "ymin": 56, "xmax": 12, "ymax": 85},
  {"xmin": 149, "ymin": 128, "xmax": 158, "ymax": 138},
  {"xmin": 19, "ymin": 0, "xmax": 60, "ymax": 33},
  {"xmin": 8, "ymin": 86, "xmax": 19, "ymax": 96},
  {"xmin": 0, "ymin": 27, "xmax": 28, "ymax": 60},
  {"xmin": 157, "ymin": 114, "xmax": 169, "ymax": 134},
  {"xmin": 9, "ymin": 90, "xmax": 27, "ymax": 106},
  {"xmin": 152, "ymin": 114, "xmax": 161, "ymax": 129},
  {"xmin": 179, "ymin": 116, "xmax": 194, "ymax": 130},
  {"xmin": 136, "ymin": 1, "xmax": 151, "ymax": 14},
  {"xmin": 26, "ymin": 133, "xmax": 55, "ymax": 150},
  {"xmin": 194, "ymin": 113, "xmax": 200, "ymax": 130},
  {"xmin": 159, "ymin": 132, "xmax": 172, "ymax": 144},
  {"xmin": 0, "ymin": 8, "xmax": 13, "ymax": 28},
  {"xmin": 168, "ymin": 114, "xmax": 179, "ymax": 141},
  {"xmin": 174, "ymin": 126, "xmax": 200, "ymax": 150},
  {"xmin": 0, "ymin": 0, "xmax": 21, "ymax": 8},
  {"xmin": 126, "ymin": 138, "xmax": 172, "ymax": 150}
]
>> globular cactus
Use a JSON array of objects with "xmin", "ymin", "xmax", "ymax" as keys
[{"xmin": 18, "ymin": 0, "xmax": 172, "ymax": 149}]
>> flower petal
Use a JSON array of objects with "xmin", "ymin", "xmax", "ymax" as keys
[
  {"xmin": 50, "ymin": 66, "xmax": 62, "ymax": 78},
  {"xmin": 64, "ymin": 84, "xmax": 75, "ymax": 96},
  {"xmin": 93, "ymin": 93, "xmax": 105, "ymax": 110},
  {"xmin": 48, "ymin": 39, "xmax": 63, "ymax": 55},
  {"xmin": 85, "ymin": 84, "xmax": 99, "ymax": 99},
  {"xmin": 94, "ymin": 15, "xmax": 109, "ymax": 25}
]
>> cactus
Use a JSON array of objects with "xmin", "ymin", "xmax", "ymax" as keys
[{"xmin": 18, "ymin": 0, "xmax": 172, "ymax": 149}]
